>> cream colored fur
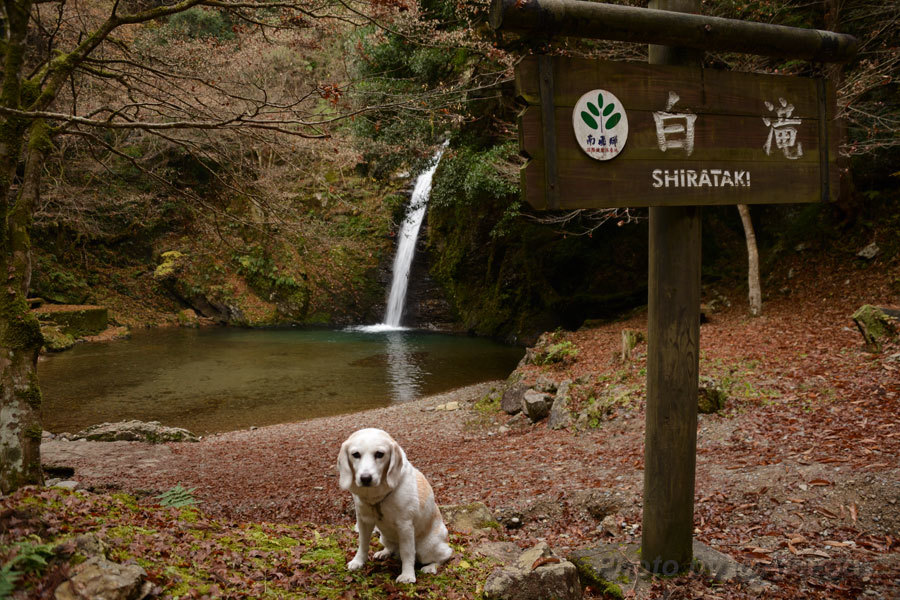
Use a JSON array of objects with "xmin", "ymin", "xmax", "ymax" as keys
[{"xmin": 337, "ymin": 428, "xmax": 452, "ymax": 583}]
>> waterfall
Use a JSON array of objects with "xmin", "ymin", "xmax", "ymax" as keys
[{"xmin": 359, "ymin": 142, "xmax": 448, "ymax": 332}]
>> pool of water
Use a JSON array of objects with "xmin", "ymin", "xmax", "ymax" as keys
[{"xmin": 38, "ymin": 327, "xmax": 523, "ymax": 435}]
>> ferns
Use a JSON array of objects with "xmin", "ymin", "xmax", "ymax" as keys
[{"xmin": 155, "ymin": 484, "xmax": 200, "ymax": 508}]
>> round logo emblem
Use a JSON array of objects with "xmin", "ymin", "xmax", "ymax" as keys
[{"xmin": 572, "ymin": 89, "xmax": 628, "ymax": 161}]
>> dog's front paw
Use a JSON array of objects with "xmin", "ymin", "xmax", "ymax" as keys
[
  {"xmin": 347, "ymin": 557, "xmax": 366, "ymax": 571},
  {"xmin": 396, "ymin": 572, "xmax": 416, "ymax": 584},
  {"xmin": 373, "ymin": 548, "xmax": 393, "ymax": 560}
]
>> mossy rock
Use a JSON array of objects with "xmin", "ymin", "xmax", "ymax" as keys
[
  {"xmin": 568, "ymin": 544, "xmax": 649, "ymax": 599},
  {"xmin": 40, "ymin": 324, "xmax": 76, "ymax": 352},
  {"xmin": 442, "ymin": 502, "xmax": 500, "ymax": 534},
  {"xmin": 177, "ymin": 309, "xmax": 200, "ymax": 327},
  {"xmin": 34, "ymin": 305, "xmax": 108, "ymax": 337},
  {"xmin": 852, "ymin": 304, "xmax": 899, "ymax": 353},
  {"xmin": 698, "ymin": 382, "xmax": 728, "ymax": 414}
]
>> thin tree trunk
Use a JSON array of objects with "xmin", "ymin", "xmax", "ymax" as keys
[
  {"xmin": 0, "ymin": 123, "xmax": 47, "ymax": 493},
  {"xmin": 737, "ymin": 204, "xmax": 761, "ymax": 317}
]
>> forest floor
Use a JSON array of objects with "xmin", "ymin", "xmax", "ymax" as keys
[{"xmin": 8, "ymin": 248, "xmax": 900, "ymax": 599}]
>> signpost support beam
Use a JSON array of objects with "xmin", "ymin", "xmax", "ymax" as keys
[
  {"xmin": 490, "ymin": 0, "xmax": 857, "ymax": 62},
  {"xmin": 641, "ymin": 0, "xmax": 702, "ymax": 574}
]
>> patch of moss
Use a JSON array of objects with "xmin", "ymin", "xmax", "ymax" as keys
[
  {"xmin": 1, "ymin": 298, "xmax": 43, "ymax": 350},
  {"xmin": 24, "ymin": 424, "xmax": 42, "ymax": 440},
  {"xmin": 15, "ymin": 372, "xmax": 42, "ymax": 409},
  {"xmin": 697, "ymin": 381, "xmax": 728, "ymax": 414},
  {"xmin": 35, "ymin": 306, "xmax": 107, "ymax": 337},
  {"xmin": 852, "ymin": 304, "xmax": 899, "ymax": 353},
  {"xmin": 39, "ymin": 324, "xmax": 74, "ymax": 352}
]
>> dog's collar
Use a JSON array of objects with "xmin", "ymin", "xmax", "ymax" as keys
[{"xmin": 361, "ymin": 488, "xmax": 395, "ymax": 520}]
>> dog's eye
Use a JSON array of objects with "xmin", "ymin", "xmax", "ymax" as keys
[
  {"xmin": 374, "ymin": 451, "xmax": 384, "ymax": 459},
  {"xmin": 351, "ymin": 452, "xmax": 361, "ymax": 459}
]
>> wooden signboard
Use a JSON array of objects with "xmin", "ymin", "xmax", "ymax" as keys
[{"xmin": 516, "ymin": 56, "xmax": 838, "ymax": 209}]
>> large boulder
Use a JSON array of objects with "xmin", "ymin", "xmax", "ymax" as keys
[
  {"xmin": 522, "ymin": 390, "xmax": 552, "ymax": 422},
  {"xmin": 852, "ymin": 304, "xmax": 899, "ymax": 353},
  {"xmin": 442, "ymin": 502, "xmax": 498, "ymax": 535},
  {"xmin": 41, "ymin": 324, "xmax": 76, "ymax": 352},
  {"xmin": 484, "ymin": 542, "xmax": 581, "ymax": 600},
  {"xmin": 568, "ymin": 540, "xmax": 769, "ymax": 597},
  {"xmin": 73, "ymin": 420, "xmax": 198, "ymax": 443},
  {"xmin": 548, "ymin": 380, "xmax": 573, "ymax": 430},
  {"xmin": 501, "ymin": 381, "xmax": 528, "ymax": 415},
  {"xmin": 54, "ymin": 556, "xmax": 147, "ymax": 600},
  {"xmin": 533, "ymin": 375, "xmax": 559, "ymax": 394},
  {"xmin": 568, "ymin": 543, "xmax": 649, "ymax": 598},
  {"xmin": 34, "ymin": 305, "xmax": 108, "ymax": 337},
  {"xmin": 697, "ymin": 377, "xmax": 728, "ymax": 414}
]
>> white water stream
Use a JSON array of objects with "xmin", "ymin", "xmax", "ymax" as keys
[{"xmin": 359, "ymin": 142, "xmax": 448, "ymax": 332}]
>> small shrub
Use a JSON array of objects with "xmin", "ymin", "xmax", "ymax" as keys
[
  {"xmin": 533, "ymin": 341, "xmax": 579, "ymax": 366},
  {"xmin": 162, "ymin": 7, "xmax": 234, "ymax": 41}
]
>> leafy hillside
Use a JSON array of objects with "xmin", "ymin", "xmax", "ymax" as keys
[{"xmin": 28, "ymin": 0, "xmax": 899, "ymax": 338}]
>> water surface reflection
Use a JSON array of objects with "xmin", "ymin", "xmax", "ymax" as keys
[{"xmin": 39, "ymin": 327, "xmax": 522, "ymax": 434}]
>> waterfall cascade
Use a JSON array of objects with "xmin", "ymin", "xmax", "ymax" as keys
[{"xmin": 360, "ymin": 142, "xmax": 448, "ymax": 332}]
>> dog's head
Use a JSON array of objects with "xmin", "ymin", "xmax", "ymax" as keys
[{"xmin": 338, "ymin": 428, "xmax": 407, "ymax": 493}]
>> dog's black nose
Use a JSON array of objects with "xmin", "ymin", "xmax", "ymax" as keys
[{"xmin": 360, "ymin": 474, "xmax": 373, "ymax": 486}]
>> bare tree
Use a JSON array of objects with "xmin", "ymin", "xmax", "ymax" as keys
[
  {"xmin": 736, "ymin": 204, "xmax": 762, "ymax": 316},
  {"xmin": 0, "ymin": 0, "xmax": 413, "ymax": 493}
]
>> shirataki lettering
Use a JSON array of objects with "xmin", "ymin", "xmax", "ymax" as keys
[{"xmin": 651, "ymin": 169, "xmax": 751, "ymax": 188}]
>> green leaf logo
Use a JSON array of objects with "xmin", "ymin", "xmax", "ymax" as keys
[
  {"xmin": 573, "ymin": 88, "xmax": 628, "ymax": 161},
  {"xmin": 580, "ymin": 93, "xmax": 623, "ymax": 132}
]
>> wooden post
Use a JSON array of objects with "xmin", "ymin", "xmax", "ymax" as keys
[
  {"xmin": 641, "ymin": 0, "xmax": 702, "ymax": 574},
  {"xmin": 489, "ymin": 0, "xmax": 857, "ymax": 62}
]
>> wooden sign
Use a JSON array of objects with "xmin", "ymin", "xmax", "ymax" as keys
[{"xmin": 516, "ymin": 56, "xmax": 838, "ymax": 209}]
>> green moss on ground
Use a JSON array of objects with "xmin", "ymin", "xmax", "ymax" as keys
[{"xmin": 1, "ymin": 487, "xmax": 497, "ymax": 599}]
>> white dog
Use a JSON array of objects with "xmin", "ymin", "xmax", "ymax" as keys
[{"xmin": 337, "ymin": 428, "xmax": 453, "ymax": 583}]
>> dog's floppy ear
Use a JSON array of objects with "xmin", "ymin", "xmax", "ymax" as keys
[
  {"xmin": 385, "ymin": 439, "xmax": 407, "ymax": 489},
  {"xmin": 337, "ymin": 439, "xmax": 354, "ymax": 490}
]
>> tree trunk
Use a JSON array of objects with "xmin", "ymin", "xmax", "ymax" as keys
[
  {"xmin": 0, "ymin": 123, "xmax": 47, "ymax": 494},
  {"xmin": 737, "ymin": 204, "xmax": 761, "ymax": 317}
]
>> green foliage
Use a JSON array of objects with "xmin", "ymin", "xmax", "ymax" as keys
[
  {"xmin": 533, "ymin": 341, "xmax": 579, "ymax": 366},
  {"xmin": 155, "ymin": 484, "xmax": 199, "ymax": 508},
  {"xmin": 162, "ymin": 7, "xmax": 235, "ymax": 41},
  {"xmin": 232, "ymin": 245, "xmax": 309, "ymax": 320},
  {"xmin": 0, "ymin": 562, "xmax": 18, "ymax": 600},
  {"xmin": 234, "ymin": 247, "xmax": 303, "ymax": 292},
  {"xmin": 31, "ymin": 255, "xmax": 90, "ymax": 305},
  {"xmin": 0, "ymin": 537, "xmax": 55, "ymax": 597},
  {"xmin": 431, "ymin": 141, "xmax": 518, "ymax": 212}
]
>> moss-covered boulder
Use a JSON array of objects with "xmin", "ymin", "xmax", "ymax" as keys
[
  {"xmin": 73, "ymin": 420, "xmax": 198, "ymax": 443},
  {"xmin": 34, "ymin": 305, "xmax": 108, "ymax": 337},
  {"xmin": 40, "ymin": 324, "xmax": 76, "ymax": 352},
  {"xmin": 852, "ymin": 304, "xmax": 899, "ymax": 353},
  {"xmin": 443, "ymin": 502, "xmax": 499, "ymax": 534},
  {"xmin": 698, "ymin": 378, "xmax": 728, "ymax": 414}
]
